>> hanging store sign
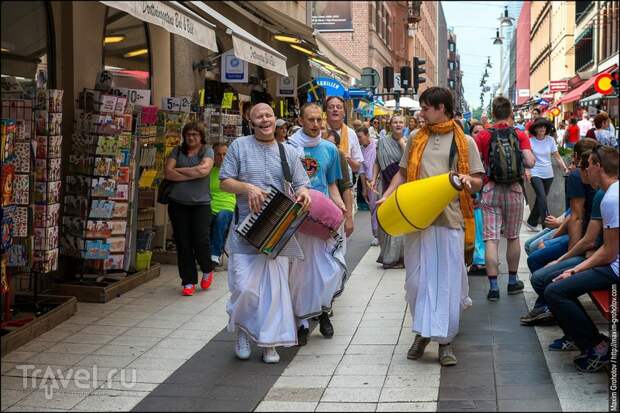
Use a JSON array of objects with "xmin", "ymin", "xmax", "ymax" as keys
[
  {"xmin": 277, "ymin": 66, "xmax": 298, "ymax": 97},
  {"xmin": 518, "ymin": 89, "xmax": 529, "ymax": 97},
  {"xmin": 549, "ymin": 80, "xmax": 569, "ymax": 92},
  {"xmin": 311, "ymin": 1, "xmax": 353, "ymax": 32},
  {"xmin": 100, "ymin": 1, "xmax": 218, "ymax": 52},
  {"xmin": 314, "ymin": 76, "xmax": 348, "ymax": 98},
  {"xmin": 232, "ymin": 36, "xmax": 288, "ymax": 77},
  {"xmin": 220, "ymin": 49, "xmax": 248, "ymax": 83},
  {"xmin": 594, "ymin": 73, "xmax": 613, "ymax": 95}
]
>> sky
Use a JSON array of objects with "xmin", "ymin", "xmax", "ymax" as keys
[{"xmin": 442, "ymin": 1, "xmax": 508, "ymax": 111}]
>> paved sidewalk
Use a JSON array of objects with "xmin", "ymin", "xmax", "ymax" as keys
[{"xmin": 0, "ymin": 212, "xmax": 611, "ymax": 412}]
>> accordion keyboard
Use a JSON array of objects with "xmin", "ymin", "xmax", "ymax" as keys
[{"xmin": 237, "ymin": 186, "xmax": 295, "ymax": 248}]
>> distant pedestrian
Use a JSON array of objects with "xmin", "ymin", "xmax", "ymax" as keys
[
  {"xmin": 356, "ymin": 126, "xmax": 379, "ymax": 246},
  {"xmin": 475, "ymin": 96, "xmax": 536, "ymax": 301},
  {"xmin": 577, "ymin": 113, "xmax": 593, "ymax": 139},
  {"xmin": 593, "ymin": 112, "xmax": 617, "ymax": 148},
  {"xmin": 525, "ymin": 117, "xmax": 569, "ymax": 232},
  {"xmin": 565, "ymin": 118, "xmax": 580, "ymax": 149}
]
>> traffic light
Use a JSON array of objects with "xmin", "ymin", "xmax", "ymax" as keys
[
  {"xmin": 383, "ymin": 66, "xmax": 394, "ymax": 90},
  {"xmin": 400, "ymin": 66, "xmax": 412, "ymax": 91},
  {"xmin": 413, "ymin": 57, "xmax": 426, "ymax": 93}
]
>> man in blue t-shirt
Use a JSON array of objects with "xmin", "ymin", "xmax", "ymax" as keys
[
  {"xmin": 288, "ymin": 103, "xmax": 347, "ymax": 346},
  {"xmin": 526, "ymin": 139, "xmax": 599, "ymax": 273},
  {"xmin": 543, "ymin": 145, "xmax": 618, "ymax": 372}
]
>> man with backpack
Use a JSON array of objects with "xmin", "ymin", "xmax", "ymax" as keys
[{"xmin": 475, "ymin": 97, "xmax": 536, "ymax": 301}]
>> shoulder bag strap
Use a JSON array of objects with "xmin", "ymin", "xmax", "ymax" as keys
[{"xmin": 277, "ymin": 142, "xmax": 293, "ymax": 184}]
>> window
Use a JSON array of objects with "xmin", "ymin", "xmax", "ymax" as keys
[
  {"xmin": 575, "ymin": 1, "xmax": 594, "ymax": 24},
  {"xmin": 449, "ymin": 80, "xmax": 455, "ymax": 89},
  {"xmin": 375, "ymin": 1, "xmax": 382, "ymax": 37},
  {"xmin": 449, "ymin": 42, "xmax": 456, "ymax": 52},
  {"xmin": 1, "ymin": 1, "xmax": 54, "ymax": 93},
  {"xmin": 369, "ymin": 1, "xmax": 376, "ymax": 30},
  {"xmin": 386, "ymin": 10, "xmax": 392, "ymax": 48},
  {"xmin": 102, "ymin": 7, "xmax": 151, "ymax": 90},
  {"xmin": 449, "ymin": 61, "xmax": 455, "ymax": 70},
  {"xmin": 575, "ymin": 26, "xmax": 594, "ymax": 72}
]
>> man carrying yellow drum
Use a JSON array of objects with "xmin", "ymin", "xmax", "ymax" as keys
[{"xmin": 377, "ymin": 87, "xmax": 485, "ymax": 366}]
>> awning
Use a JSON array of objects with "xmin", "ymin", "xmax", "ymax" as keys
[
  {"xmin": 187, "ymin": 2, "xmax": 288, "ymax": 77},
  {"xmin": 557, "ymin": 64, "xmax": 617, "ymax": 105},
  {"xmin": 579, "ymin": 92, "xmax": 603, "ymax": 105},
  {"xmin": 100, "ymin": 1, "xmax": 218, "ymax": 52}
]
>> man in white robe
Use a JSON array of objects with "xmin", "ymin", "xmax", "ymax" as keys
[
  {"xmin": 220, "ymin": 104, "xmax": 310, "ymax": 363},
  {"xmin": 378, "ymin": 87, "xmax": 484, "ymax": 366},
  {"xmin": 288, "ymin": 103, "xmax": 348, "ymax": 345}
]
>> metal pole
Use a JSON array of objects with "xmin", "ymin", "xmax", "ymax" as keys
[{"xmin": 499, "ymin": 26, "xmax": 504, "ymax": 96}]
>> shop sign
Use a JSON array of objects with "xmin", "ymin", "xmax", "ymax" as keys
[
  {"xmin": 518, "ymin": 89, "xmax": 529, "ymax": 97},
  {"xmin": 162, "ymin": 96, "xmax": 191, "ymax": 113},
  {"xmin": 314, "ymin": 77, "xmax": 347, "ymax": 98},
  {"xmin": 277, "ymin": 66, "xmax": 298, "ymax": 97},
  {"xmin": 231, "ymin": 36, "xmax": 287, "ymax": 77},
  {"xmin": 100, "ymin": 1, "xmax": 218, "ymax": 52},
  {"xmin": 549, "ymin": 80, "xmax": 568, "ymax": 92},
  {"xmin": 311, "ymin": 1, "xmax": 353, "ymax": 32},
  {"xmin": 221, "ymin": 49, "xmax": 248, "ymax": 83},
  {"xmin": 109, "ymin": 87, "xmax": 151, "ymax": 107},
  {"xmin": 542, "ymin": 92, "xmax": 554, "ymax": 99}
]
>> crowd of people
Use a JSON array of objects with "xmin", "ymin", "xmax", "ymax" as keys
[{"xmin": 161, "ymin": 87, "xmax": 618, "ymax": 373}]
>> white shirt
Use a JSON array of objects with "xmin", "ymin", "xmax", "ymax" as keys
[
  {"xmin": 577, "ymin": 118, "xmax": 592, "ymax": 137},
  {"xmin": 529, "ymin": 136, "xmax": 558, "ymax": 179},
  {"xmin": 330, "ymin": 124, "xmax": 364, "ymax": 164},
  {"xmin": 600, "ymin": 181, "xmax": 619, "ymax": 277}
]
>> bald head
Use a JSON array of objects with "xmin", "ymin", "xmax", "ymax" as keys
[{"xmin": 249, "ymin": 103, "xmax": 276, "ymax": 142}]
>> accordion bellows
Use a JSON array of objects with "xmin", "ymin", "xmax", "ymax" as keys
[{"xmin": 299, "ymin": 189, "xmax": 344, "ymax": 240}]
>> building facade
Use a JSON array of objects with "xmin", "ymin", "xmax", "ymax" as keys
[
  {"xmin": 529, "ymin": 1, "xmax": 552, "ymax": 95},
  {"xmin": 447, "ymin": 28, "xmax": 464, "ymax": 112},
  {"xmin": 409, "ymin": 1, "xmax": 438, "ymax": 93},
  {"xmin": 515, "ymin": 1, "xmax": 531, "ymax": 105},
  {"xmin": 436, "ymin": 4, "xmax": 448, "ymax": 88}
]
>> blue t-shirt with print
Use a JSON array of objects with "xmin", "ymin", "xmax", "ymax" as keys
[
  {"xmin": 565, "ymin": 169, "xmax": 596, "ymax": 234},
  {"xmin": 590, "ymin": 189, "xmax": 605, "ymax": 247},
  {"xmin": 300, "ymin": 140, "xmax": 342, "ymax": 195}
]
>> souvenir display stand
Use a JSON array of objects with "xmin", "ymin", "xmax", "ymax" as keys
[
  {"xmin": 54, "ymin": 88, "xmax": 160, "ymax": 303},
  {"xmin": 1, "ymin": 93, "xmax": 77, "ymax": 357}
]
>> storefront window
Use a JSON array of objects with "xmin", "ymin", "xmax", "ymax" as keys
[
  {"xmin": 1, "ymin": 1, "xmax": 54, "ymax": 95},
  {"xmin": 102, "ymin": 7, "xmax": 151, "ymax": 90}
]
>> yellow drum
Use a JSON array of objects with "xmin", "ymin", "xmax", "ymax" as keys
[{"xmin": 377, "ymin": 172, "xmax": 463, "ymax": 237}]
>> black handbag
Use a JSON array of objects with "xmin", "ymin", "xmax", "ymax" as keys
[{"xmin": 157, "ymin": 146, "xmax": 181, "ymax": 204}]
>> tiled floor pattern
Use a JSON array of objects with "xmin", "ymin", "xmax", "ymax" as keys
[{"xmin": 1, "ymin": 212, "xmax": 612, "ymax": 412}]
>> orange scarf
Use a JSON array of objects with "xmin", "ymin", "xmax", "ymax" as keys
[
  {"xmin": 338, "ymin": 124, "xmax": 350, "ymax": 156},
  {"xmin": 406, "ymin": 120, "xmax": 475, "ymax": 254}
]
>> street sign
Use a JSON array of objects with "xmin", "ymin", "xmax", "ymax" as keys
[
  {"xmin": 549, "ymin": 80, "xmax": 569, "ymax": 92},
  {"xmin": 463, "ymin": 112, "xmax": 472, "ymax": 120},
  {"xmin": 542, "ymin": 92, "xmax": 554, "ymax": 99},
  {"xmin": 518, "ymin": 89, "xmax": 529, "ymax": 97}
]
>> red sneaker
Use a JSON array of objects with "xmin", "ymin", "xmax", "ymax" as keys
[
  {"xmin": 200, "ymin": 272, "xmax": 214, "ymax": 290},
  {"xmin": 182, "ymin": 285, "xmax": 196, "ymax": 296}
]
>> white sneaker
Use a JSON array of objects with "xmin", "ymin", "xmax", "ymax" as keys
[
  {"xmin": 370, "ymin": 237, "xmax": 379, "ymax": 246},
  {"xmin": 262, "ymin": 346, "xmax": 280, "ymax": 364},
  {"xmin": 211, "ymin": 255, "xmax": 221, "ymax": 265},
  {"xmin": 235, "ymin": 331, "xmax": 251, "ymax": 360}
]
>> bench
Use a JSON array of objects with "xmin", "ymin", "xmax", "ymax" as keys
[{"xmin": 589, "ymin": 289, "xmax": 613, "ymax": 321}]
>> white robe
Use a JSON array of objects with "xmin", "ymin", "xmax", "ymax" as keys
[
  {"xmin": 404, "ymin": 226, "xmax": 472, "ymax": 344},
  {"xmin": 226, "ymin": 253, "xmax": 298, "ymax": 347},
  {"xmin": 289, "ymin": 227, "xmax": 347, "ymax": 320}
]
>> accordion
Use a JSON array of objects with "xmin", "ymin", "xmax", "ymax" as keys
[{"xmin": 236, "ymin": 185, "xmax": 308, "ymax": 258}]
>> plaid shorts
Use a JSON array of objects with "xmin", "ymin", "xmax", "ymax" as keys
[{"xmin": 481, "ymin": 181, "xmax": 524, "ymax": 240}]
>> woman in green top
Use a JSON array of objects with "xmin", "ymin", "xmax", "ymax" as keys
[{"xmin": 210, "ymin": 143, "xmax": 236, "ymax": 266}]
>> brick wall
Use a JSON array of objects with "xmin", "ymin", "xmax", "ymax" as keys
[{"xmin": 319, "ymin": 2, "xmax": 371, "ymax": 70}]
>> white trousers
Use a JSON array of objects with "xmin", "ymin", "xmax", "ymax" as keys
[
  {"xmin": 227, "ymin": 253, "xmax": 297, "ymax": 347},
  {"xmin": 404, "ymin": 226, "xmax": 472, "ymax": 344}
]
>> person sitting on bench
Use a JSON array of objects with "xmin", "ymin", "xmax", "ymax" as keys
[{"xmin": 543, "ymin": 145, "xmax": 618, "ymax": 373}]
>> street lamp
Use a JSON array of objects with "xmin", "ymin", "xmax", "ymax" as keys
[
  {"xmin": 486, "ymin": 56, "xmax": 492, "ymax": 69},
  {"xmin": 492, "ymin": 29, "xmax": 503, "ymax": 45},
  {"xmin": 499, "ymin": 6, "xmax": 514, "ymax": 27}
]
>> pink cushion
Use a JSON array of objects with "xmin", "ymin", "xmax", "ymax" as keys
[{"xmin": 299, "ymin": 189, "xmax": 344, "ymax": 240}]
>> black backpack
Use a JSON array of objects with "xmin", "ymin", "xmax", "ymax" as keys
[{"xmin": 487, "ymin": 127, "xmax": 524, "ymax": 184}]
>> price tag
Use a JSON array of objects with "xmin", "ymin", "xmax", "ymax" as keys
[
  {"xmin": 110, "ymin": 87, "xmax": 151, "ymax": 106},
  {"xmin": 221, "ymin": 92, "xmax": 233, "ymax": 109},
  {"xmin": 162, "ymin": 96, "xmax": 191, "ymax": 113}
]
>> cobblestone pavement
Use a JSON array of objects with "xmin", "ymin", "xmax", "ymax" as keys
[{"xmin": 0, "ymin": 212, "xmax": 610, "ymax": 412}]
